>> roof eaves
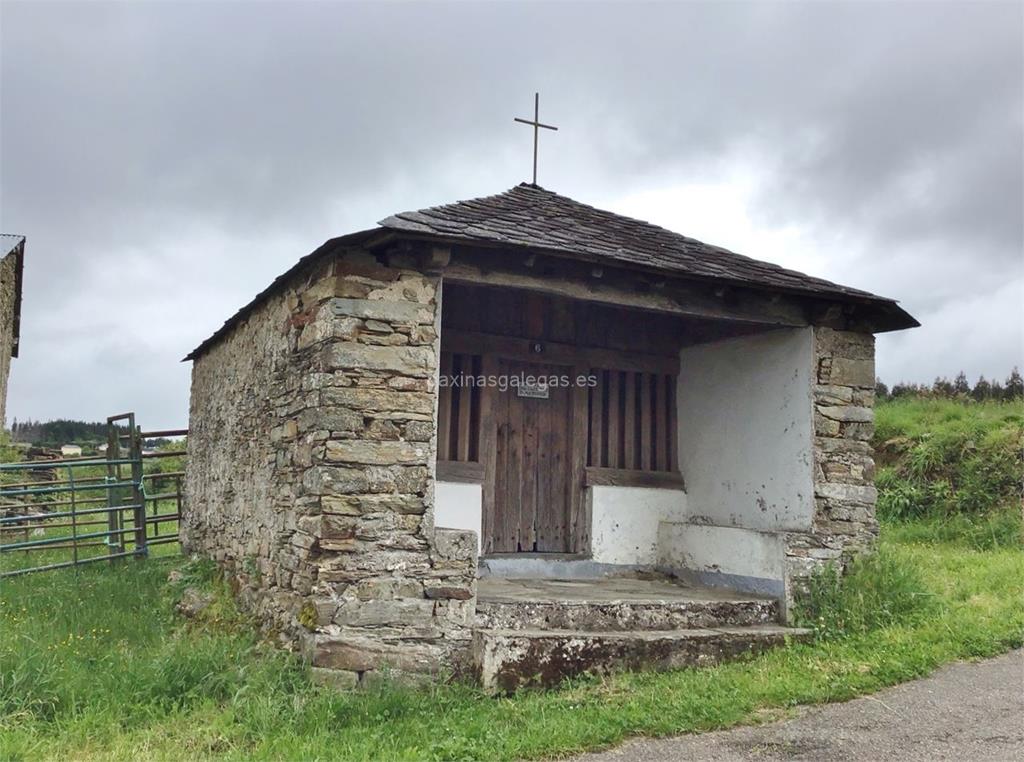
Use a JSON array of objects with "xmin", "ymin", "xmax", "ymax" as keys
[{"xmin": 183, "ymin": 228, "xmax": 380, "ymax": 362}]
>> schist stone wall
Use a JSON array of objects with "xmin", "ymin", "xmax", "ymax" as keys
[
  {"xmin": 784, "ymin": 327, "xmax": 878, "ymax": 603},
  {"xmin": 183, "ymin": 249, "xmax": 477, "ymax": 687},
  {"xmin": 0, "ymin": 248, "xmax": 18, "ymax": 426}
]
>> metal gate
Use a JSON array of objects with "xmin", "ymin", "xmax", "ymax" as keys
[{"xmin": 0, "ymin": 413, "xmax": 187, "ymax": 578}]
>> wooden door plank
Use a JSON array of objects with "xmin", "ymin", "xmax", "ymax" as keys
[
  {"xmin": 479, "ymin": 354, "xmax": 499, "ymax": 553},
  {"xmin": 570, "ymin": 364, "xmax": 589, "ymax": 554},
  {"xmin": 548, "ymin": 379, "xmax": 571, "ymax": 552},
  {"xmin": 535, "ymin": 381, "xmax": 554, "ymax": 551},
  {"xmin": 519, "ymin": 381, "xmax": 538, "ymax": 551}
]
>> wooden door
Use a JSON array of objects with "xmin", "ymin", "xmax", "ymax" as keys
[{"xmin": 488, "ymin": 358, "xmax": 572, "ymax": 553}]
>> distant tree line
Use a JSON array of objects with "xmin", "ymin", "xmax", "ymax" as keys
[
  {"xmin": 9, "ymin": 419, "xmax": 116, "ymax": 445},
  {"xmin": 876, "ymin": 368, "xmax": 1024, "ymax": 402}
]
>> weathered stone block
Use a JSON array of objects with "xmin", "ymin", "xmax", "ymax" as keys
[
  {"xmin": 298, "ymin": 406, "xmax": 362, "ymax": 434},
  {"xmin": 324, "ymin": 343, "xmax": 435, "ymax": 377},
  {"xmin": 311, "ymin": 667, "xmax": 360, "ymax": 690},
  {"xmin": 827, "ymin": 358, "xmax": 874, "ymax": 389},
  {"xmin": 816, "ymin": 482, "xmax": 877, "ymax": 504},
  {"xmin": 321, "ymin": 386, "xmax": 434, "ymax": 415},
  {"xmin": 311, "ymin": 637, "xmax": 438, "ymax": 673},
  {"xmin": 334, "ymin": 598, "xmax": 436, "ymax": 627},
  {"xmin": 322, "ymin": 493, "xmax": 427, "ymax": 516},
  {"xmin": 325, "ymin": 440, "xmax": 429, "ymax": 466},
  {"xmin": 424, "ymin": 584, "xmax": 474, "ymax": 600},
  {"xmin": 331, "ymin": 297, "xmax": 434, "ymax": 325},
  {"xmin": 818, "ymin": 405, "xmax": 873, "ymax": 423},
  {"xmin": 814, "ymin": 384, "xmax": 854, "ymax": 405}
]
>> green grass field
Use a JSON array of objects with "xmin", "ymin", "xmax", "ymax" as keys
[{"xmin": 0, "ymin": 400, "xmax": 1020, "ymax": 761}]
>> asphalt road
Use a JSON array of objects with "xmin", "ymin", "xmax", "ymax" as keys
[{"xmin": 576, "ymin": 650, "xmax": 1023, "ymax": 762}]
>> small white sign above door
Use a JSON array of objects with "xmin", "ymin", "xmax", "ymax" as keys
[{"xmin": 517, "ymin": 382, "xmax": 550, "ymax": 399}]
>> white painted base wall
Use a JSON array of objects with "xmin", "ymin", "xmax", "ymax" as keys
[
  {"xmin": 653, "ymin": 327, "xmax": 816, "ymax": 595},
  {"xmin": 590, "ymin": 486, "xmax": 687, "ymax": 566},
  {"xmin": 676, "ymin": 328, "xmax": 815, "ymax": 532},
  {"xmin": 434, "ymin": 481, "xmax": 482, "ymax": 553},
  {"xmin": 657, "ymin": 522, "xmax": 786, "ymax": 582}
]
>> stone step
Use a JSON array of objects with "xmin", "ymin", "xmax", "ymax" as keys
[
  {"xmin": 472, "ymin": 624, "xmax": 811, "ymax": 693},
  {"xmin": 475, "ymin": 579, "xmax": 780, "ymax": 632}
]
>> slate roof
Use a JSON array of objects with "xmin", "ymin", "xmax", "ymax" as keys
[
  {"xmin": 381, "ymin": 183, "xmax": 881, "ymax": 303},
  {"xmin": 187, "ymin": 184, "xmax": 917, "ymax": 360}
]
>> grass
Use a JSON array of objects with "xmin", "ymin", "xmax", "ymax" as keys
[
  {"xmin": 0, "ymin": 529, "xmax": 1020, "ymax": 761},
  {"xmin": 874, "ymin": 398, "xmax": 1022, "ymax": 523},
  {"xmin": 0, "ymin": 400, "xmax": 1021, "ymax": 760}
]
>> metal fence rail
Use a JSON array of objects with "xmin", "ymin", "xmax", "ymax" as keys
[{"xmin": 0, "ymin": 413, "xmax": 187, "ymax": 578}]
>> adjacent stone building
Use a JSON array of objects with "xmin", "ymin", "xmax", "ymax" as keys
[
  {"xmin": 0, "ymin": 235, "xmax": 25, "ymax": 428},
  {"xmin": 182, "ymin": 184, "xmax": 917, "ymax": 688}
]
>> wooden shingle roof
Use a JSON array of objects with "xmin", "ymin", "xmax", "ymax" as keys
[{"xmin": 381, "ymin": 183, "xmax": 885, "ymax": 304}]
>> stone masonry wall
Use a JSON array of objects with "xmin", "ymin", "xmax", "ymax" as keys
[
  {"xmin": 784, "ymin": 326, "xmax": 877, "ymax": 608},
  {"xmin": 0, "ymin": 250, "xmax": 18, "ymax": 427},
  {"xmin": 184, "ymin": 249, "xmax": 476, "ymax": 687}
]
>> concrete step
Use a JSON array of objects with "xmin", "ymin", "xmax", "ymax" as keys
[
  {"xmin": 475, "ymin": 578, "xmax": 780, "ymax": 632},
  {"xmin": 472, "ymin": 624, "xmax": 811, "ymax": 693},
  {"xmin": 476, "ymin": 597, "xmax": 779, "ymax": 631}
]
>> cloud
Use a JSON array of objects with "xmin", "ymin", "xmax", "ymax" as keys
[{"xmin": 1, "ymin": 1, "xmax": 1020, "ymax": 426}]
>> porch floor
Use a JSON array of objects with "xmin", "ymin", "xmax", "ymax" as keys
[{"xmin": 477, "ymin": 576, "xmax": 775, "ymax": 606}]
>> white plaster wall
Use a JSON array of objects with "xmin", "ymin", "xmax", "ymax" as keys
[
  {"xmin": 677, "ymin": 328, "xmax": 815, "ymax": 533},
  {"xmin": 435, "ymin": 481, "xmax": 482, "ymax": 552},
  {"xmin": 590, "ymin": 486, "xmax": 687, "ymax": 566},
  {"xmin": 657, "ymin": 523, "xmax": 786, "ymax": 582}
]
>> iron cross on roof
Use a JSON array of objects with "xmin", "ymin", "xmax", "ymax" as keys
[{"xmin": 514, "ymin": 92, "xmax": 558, "ymax": 186}]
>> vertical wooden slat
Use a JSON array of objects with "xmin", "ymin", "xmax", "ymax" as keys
[
  {"xmin": 607, "ymin": 370, "xmax": 620, "ymax": 469},
  {"xmin": 469, "ymin": 355, "xmax": 482, "ymax": 461},
  {"xmin": 570, "ymin": 363, "xmax": 589, "ymax": 554},
  {"xmin": 479, "ymin": 354, "xmax": 498, "ymax": 553},
  {"xmin": 456, "ymin": 355, "xmax": 473, "ymax": 462},
  {"xmin": 657, "ymin": 374, "xmax": 670, "ymax": 471},
  {"xmin": 589, "ymin": 370, "xmax": 604, "ymax": 467},
  {"xmin": 640, "ymin": 372, "xmax": 653, "ymax": 471},
  {"xmin": 623, "ymin": 371, "xmax": 636, "ymax": 470},
  {"xmin": 438, "ymin": 352, "xmax": 453, "ymax": 461},
  {"xmin": 667, "ymin": 373, "xmax": 678, "ymax": 474}
]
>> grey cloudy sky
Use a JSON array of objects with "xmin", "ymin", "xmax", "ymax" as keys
[{"xmin": 1, "ymin": 1, "xmax": 1021, "ymax": 429}]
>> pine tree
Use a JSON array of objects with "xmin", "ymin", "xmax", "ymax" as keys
[
  {"xmin": 972, "ymin": 375, "xmax": 992, "ymax": 401},
  {"xmin": 953, "ymin": 371, "xmax": 970, "ymax": 396},
  {"xmin": 932, "ymin": 377, "xmax": 954, "ymax": 398},
  {"xmin": 1006, "ymin": 367, "xmax": 1024, "ymax": 400}
]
